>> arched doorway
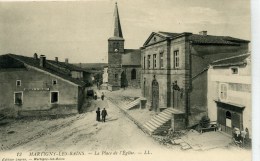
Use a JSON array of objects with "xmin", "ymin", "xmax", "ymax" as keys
[
  {"xmin": 151, "ymin": 76, "xmax": 159, "ymax": 112},
  {"xmin": 121, "ymin": 71, "xmax": 127, "ymax": 88}
]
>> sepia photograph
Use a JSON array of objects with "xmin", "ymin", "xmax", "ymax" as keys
[{"xmin": 0, "ymin": 0, "xmax": 255, "ymax": 161}]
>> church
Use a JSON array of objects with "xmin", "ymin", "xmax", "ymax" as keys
[{"xmin": 107, "ymin": 3, "xmax": 141, "ymax": 91}]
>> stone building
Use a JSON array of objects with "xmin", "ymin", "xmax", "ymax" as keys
[
  {"xmin": 0, "ymin": 53, "xmax": 87, "ymax": 117},
  {"xmin": 107, "ymin": 3, "xmax": 141, "ymax": 91},
  {"xmin": 141, "ymin": 31, "xmax": 249, "ymax": 126},
  {"xmin": 207, "ymin": 53, "xmax": 251, "ymax": 137}
]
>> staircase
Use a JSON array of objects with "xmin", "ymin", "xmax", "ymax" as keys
[
  {"xmin": 121, "ymin": 98, "xmax": 143, "ymax": 110},
  {"xmin": 143, "ymin": 108, "xmax": 180, "ymax": 135}
]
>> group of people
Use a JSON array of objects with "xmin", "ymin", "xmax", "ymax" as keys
[
  {"xmin": 96, "ymin": 107, "xmax": 108, "ymax": 122},
  {"xmin": 233, "ymin": 127, "xmax": 250, "ymax": 147},
  {"xmin": 93, "ymin": 92, "xmax": 105, "ymax": 101}
]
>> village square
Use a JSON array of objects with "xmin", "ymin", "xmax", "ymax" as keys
[{"xmin": 0, "ymin": 1, "xmax": 253, "ymax": 160}]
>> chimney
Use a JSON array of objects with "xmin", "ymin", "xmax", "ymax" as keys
[
  {"xmin": 40, "ymin": 55, "xmax": 46, "ymax": 68},
  {"xmin": 34, "ymin": 53, "xmax": 38, "ymax": 59},
  {"xmin": 65, "ymin": 58, "xmax": 69, "ymax": 64},
  {"xmin": 199, "ymin": 31, "xmax": 207, "ymax": 36},
  {"xmin": 55, "ymin": 57, "xmax": 58, "ymax": 62}
]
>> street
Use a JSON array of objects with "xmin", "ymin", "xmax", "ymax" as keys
[{"xmin": 11, "ymin": 98, "xmax": 164, "ymax": 152}]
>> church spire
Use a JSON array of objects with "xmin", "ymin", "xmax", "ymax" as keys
[{"xmin": 113, "ymin": 2, "xmax": 123, "ymax": 38}]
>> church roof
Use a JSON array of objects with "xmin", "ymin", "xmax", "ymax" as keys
[
  {"xmin": 113, "ymin": 2, "xmax": 123, "ymax": 38},
  {"xmin": 122, "ymin": 49, "xmax": 141, "ymax": 66}
]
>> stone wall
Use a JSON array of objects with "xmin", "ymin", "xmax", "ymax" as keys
[{"xmin": 0, "ymin": 67, "xmax": 83, "ymax": 117}]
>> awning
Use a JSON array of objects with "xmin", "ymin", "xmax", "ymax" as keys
[{"xmin": 214, "ymin": 100, "xmax": 245, "ymax": 112}]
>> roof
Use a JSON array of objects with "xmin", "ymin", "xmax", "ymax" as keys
[
  {"xmin": 1, "ymin": 54, "xmax": 86, "ymax": 86},
  {"xmin": 211, "ymin": 53, "xmax": 250, "ymax": 67},
  {"xmin": 113, "ymin": 3, "xmax": 123, "ymax": 38},
  {"xmin": 158, "ymin": 31, "xmax": 181, "ymax": 38},
  {"xmin": 143, "ymin": 31, "xmax": 250, "ymax": 47},
  {"xmin": 122, "ymin": 49, "xmax": 141, "ymax": 66}
]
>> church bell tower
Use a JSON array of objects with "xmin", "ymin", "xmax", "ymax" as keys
[{"xmin": 107, "ymin": 2, "xmax": 125, "ymax": 91}]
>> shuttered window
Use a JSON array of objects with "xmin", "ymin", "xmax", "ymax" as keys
[{"xmin": 219, "ymin": 83, "xmax": 228, "ymax": 101}]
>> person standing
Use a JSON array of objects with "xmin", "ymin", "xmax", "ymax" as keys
[
  {"xmin": 96, "ymin": 107, "xmax": 101, "ymax": 121},
  {"xmin": 101, "ymin": 108, "xmax": 108, "ymax": 122},
  {"xmin": 101, "ymin": 92, "xmax": 105, "ymax": 100}
]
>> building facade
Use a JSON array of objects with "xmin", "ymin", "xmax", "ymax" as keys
[
  {"xmin": 207, "ymin": 54, "xmax": 251, "ymax": 137},
  {"xmin": 0, "ymin": 54, "xmax": 86, "ymax": 117},
  {"xmin": 107, "ymin": 3, "xmax": 141, "ymax": 91},
  {"xmin": 141, "ymin": 31, "xmax": 249, "ymax": 125}
]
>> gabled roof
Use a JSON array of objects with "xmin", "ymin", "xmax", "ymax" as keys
[
  {"xmin": 1, "ymin": 54, "xmax": 86, "ymax": 87},
  {"xmin": 211, "ymin": 53, "xmax": 250, "ymax": 67},
  {"xmin": 143, "ymin": 31, "xmax": 250, "ymax": 47},
  {"xmin": 122, "ymin": 49, "xmax": 141, "ymax": 66}
]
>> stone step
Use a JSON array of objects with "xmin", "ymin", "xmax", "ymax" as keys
[
  {"xmin": 149, "ymin": 119, "xmax": 163, "ymax": 127},
  {"xmin": 155, "ymin": 115, "xmax": 169, "ymax": 122},
  {"xmin": 151, "ymin": 117, "xmax": 165, "ymax": 124},
  {"xmin": 145, "ymin": 122, "xmax": 158, "ymax": 130},
  {"xmin": 160, "ymin": 112, "xmax": 172, "ymax": 118},
  {"xmin": 144, "ymin": 123, "xmax": 157, "ymax": 131},
  {"xmin": 163, "ymin": 110, "xmax": 173, "ymax": 115},
  {"xmin": 157, "ymin": 113, "xmax": 170, "ymax": 120},
  {"xmin": 143, "ymin": 124, "xmax": 153, "ymax": 134}
]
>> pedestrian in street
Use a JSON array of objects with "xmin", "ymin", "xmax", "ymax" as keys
[
  {"xmin": 101, "ymin": 92, "xmax": 105, "ymax": 101},
  {"xmin": 96, "ymin": 107, "xmax": 101, "ymax": 122},
  {"xmin": 101, "ymin": 108, "xmax": 108, "ymax": 122},
  {"xmin": 94, "ymin": 92, "xmax": 97, "ymax": 100}
]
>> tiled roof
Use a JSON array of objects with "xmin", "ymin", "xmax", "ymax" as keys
[
  {"xmin": 3, "ymin": 54, "xmax": 86, "ymax": 86},
  {"xmin": 156, "ymin": 31, "xmax": 249, "ymax": 46},
  {"xmin": 189, "ymin": 34, "xmax": 242, "ymax": 45},
  {"xmin": 211, "ymin": 53, "xmax": 250, "ymax": 67},
  {"xmin": 122, "ymin": 49, "xmax": 141, "ymax": 66},
  {"xmin": 0, "ymin": 55, "xmax": 25, "ymax": 68}
]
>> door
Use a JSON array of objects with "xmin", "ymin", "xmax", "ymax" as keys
[
  {"xmin": 121, "ymin": 71, "xmax": 127, "ymax": 88},
  {"xmin": 152, "ymin": 79, "xmax": 159, "ymax": 112},
  {"xmin": 143, "ymin": 80, "xmax": 146, "ymax": 97},
  {"xmin": 217, "ymin": 106, "xmax": 243, "ymax": 135}
]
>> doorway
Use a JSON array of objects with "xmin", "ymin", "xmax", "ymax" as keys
[{"xmin": 151, "ymin": 78, "xmax": 159, "ymax": 112}]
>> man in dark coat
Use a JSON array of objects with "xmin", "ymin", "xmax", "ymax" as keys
[
  {"xmin": 101, "ymin": 108, "xmax": 108, "ymax": 122},
  {"xmin": 96, "ymin": 107, "xmax": 101, "ymax": 121}
]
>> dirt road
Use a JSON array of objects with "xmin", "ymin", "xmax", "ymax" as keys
[{"xmin": 12, "ymin": 98, "xmax": 163, "ymax": 152}]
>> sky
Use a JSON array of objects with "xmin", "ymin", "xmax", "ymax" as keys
[{"xmin": 0, "ymin": 0, "xmax": 251, "ymax": 63}]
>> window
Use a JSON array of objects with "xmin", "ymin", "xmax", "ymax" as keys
[
  {"xmin": 148, "ymin": 55, "xmax": 151, "ymax": 69},
  {"xmin": 174, "ymin": 50, "xmax": 180, "ymax": 69},
  {"xmin": 160, "ymin": 53, "xmax": 164, "ymax": 68},
  {"xmin": 231, "ymin": 67, "xmax": 238, "ymax": 74},
  {"xmin": 16, "ymin": 80, "xmax": 21, "ymax": 86},
  {"xmin": 153, "ymin": 54, "xmax": 157, "ymax": 69},
  {"xmin": 52, "ymin": 79, "xmax": 57, "ymax": 85},
  {"xmin": 14, "ymin": 92, "xmax": 23, "ymax": 105},
  {"xmin": 143, "ymin": 56, "xmax": 146, "ymax": 69},
  {"xmin": 219, "ymin": 83, "xmax": 228, "ymax": 101},
  {"xmin": 131, "ymin": 69, "xmax": 136, "ymax": 80},
  {"xmin": 50, "ymin": 91, "xmax": 59, "ymax": 104}
]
